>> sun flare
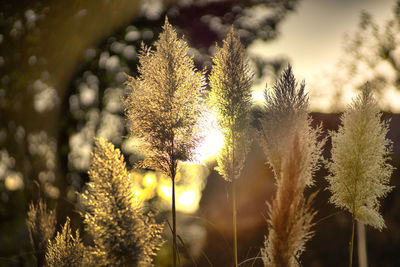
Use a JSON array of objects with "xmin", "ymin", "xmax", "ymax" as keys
[{"xmin": 196, "ymin": 112, "xmax": 225, "ymax": 161}]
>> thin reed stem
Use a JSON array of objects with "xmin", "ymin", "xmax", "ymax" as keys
[
  {"xmin": 349, "ymin": 217, "xmax": 355, "ymax": 267},
  {"xmin": 172, "ymin": 176, "xmax": 177, "ymax": 267},
  {"xmin": 357, "ymin": 221, "xmax": 368, "ymax": 267},
  {"xmin": 314, "ymin": 211, "xmax": 342, "ymax": 225},
  {"xmin": 232, "ymin": 180, "xmax": 238, "ymax": 267},
  {"xmin": 238, "ymin": 256, "xmax": 263, "ymax": 266}
]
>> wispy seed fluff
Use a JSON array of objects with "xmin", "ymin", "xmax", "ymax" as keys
[
  {"xmin": 123, "ymin": 17, "xmax": 205, "ymax": 178},
  {"xmin": 258, "ymin": 65, "xmax": 324, "ymax": 267},
  {"xmin": 209, "ymin": 27, "xmax": 253, "ymax": 182},
  {"xmin": 326, "ymin": 86, "xmax": 394, "ymax": 230}
]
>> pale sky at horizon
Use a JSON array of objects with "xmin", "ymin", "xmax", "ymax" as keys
[{"xmin": 249, "ymin": 0, "xmax": 399, "ymax": 112}]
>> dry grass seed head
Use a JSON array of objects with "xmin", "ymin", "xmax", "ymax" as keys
[
  {"xmin": 123, "ymin": 17, "xmax": 206, "ymax": 178},
  {"xmin": 262, "ymin": 135, "xmax": 317, "ymax": 267},
  {"xmin": 27, "ymin": 199, "xmax": 56, "ymax": 265},
  {"xmin": 327, "ymin": 85, "xmax": 394, "ymax": 230},
  {"xmin": 82, "ymin": 137, "xmax": 164, "ymax": 266},
  {"xmin": 45, "ymin": 217, "xmax": 85, "ymax": 267},
  {"xmin": 209, "ymin": 27, "xmax": 253, "ymax": 182},
  {"xmin": 259, "ymin": 65, "xmax": 323, "ymax": 266}
]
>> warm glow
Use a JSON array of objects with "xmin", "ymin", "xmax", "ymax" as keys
[
  {"xmin": 158, "ymin": 184, "xmax": 172, "ymax": 200},
  {"xmin": 142, "ymin": 173, "xmax": 157, "ymax": 188},
  {"xmin": 158, "ymin": 185, "xmax": 201, "ymax": 214},
  {"xmin": 4, "ymin": 172, "xmax": 24, "ymax": 191},
  {"xmin": 132, "ymin": 185, "xmax": 146, "ymax": 201},
  {"xmin": 196, "ymin": 112, "xmax": 225, "ymax": 161},
  {"xmin": 252, "ymin": 88, "xmax": 265, "ymax": 105},
  {"xmin": 131, "ymin": 159, "xmax": 208, "ymax": 214},
  {"xmin": 177, "ymin": 189, "xmax": 198, "ymax": 214},
  {"xmin": 156, "ymin": 164, "xmax": 206, "ymax": 214},
  {"xmin": 131, "ymin": 172, "xmax": 158, "ymax": 202}
]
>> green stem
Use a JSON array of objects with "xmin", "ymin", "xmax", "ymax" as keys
[
  {"xmin": 349, "ymin": 217, "xmax": 355, "ymax": 267},
  {"xmin": 232, "ymin": 180, "xmax": 238, "ymax": 267},
  {"xmin": 172, "ymin": 175, "xmax": 177, "ymax": 267}
]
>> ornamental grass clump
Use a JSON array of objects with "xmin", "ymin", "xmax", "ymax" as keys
[
  {"xmin": 81, "ymin": 137, "xmax": 164, "ymax": 266},
  {"xmin": 208, "ymin": 27, "xmax": 253, "ymax": 267},
  {"xmin": 326, "ymin": 85, "xmax": 394, "ymax": 266},
  {"xmin": 258, "ymin": 65, "xmax": 324, "ymax": 267},
  {"xmin": 123, "ymin": 17, "xmax": 205, "ymax": 266}
]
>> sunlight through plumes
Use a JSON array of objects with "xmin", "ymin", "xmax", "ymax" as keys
[
  {"xmin": 131, "ymin": 169, "xmax": 204, "ymax": 213},
  {"xmin": 133, "ymin": 186, "xmax": 155, "ymax": 202},
  {"xmin": 154, "ymin": 162, "xmax": 209, "ymax": 214},
  {"xmin": 158, "ymin": 185, "xmax": 201, "ymax": 214},
  {"xmin": 158, "ymin": 184, "xmax": 172, "ymax": 200},
  {"xmin": 129, "ymin": 171, "xmax": 157, "ymax": 202},
  {"xmin": 195, "ymin": 111, "xmax": 225, "ymax": 161},
  {"xmin": 142, "ymin": 173, "xmax": 157, "ymax": 188},
  {"xmin": 177, "ymin": 189, "xmax": 198, "ymax": 213},
  {"xmin": 252, "ymin": 89, "xmax": 265, "ymax": 105}
]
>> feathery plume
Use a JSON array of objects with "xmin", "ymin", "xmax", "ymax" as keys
[
  {"xmin": 326, "ymin": 85, "xmax": 394, "ymax": 230},
  {"xmin": 123, "ymin": 17, "xmax": 205, "ymax": 266},
  {"xmin": 123, "ymin": 17, "xmax": 205, "ymax": 177},
  {"xmin": 45, "ymin": 217, "xmax": 85, "ymax": 267},
  {"xmin": 208, "ymin": 27, "xmax": 253, "ymax": 267},
  {"xmin": 209, "ymin": 27, "xmax": 253, "ymax": 182},
  {"xmin": 27, "ymin": 199, "xmax": 56, "ymax": 267},
  {"xmin": 258, "ymin": 65, "xmax": 323, "ymax": 267},
  {"xmin": 82, "ymin": 137, "xmax": 164, "ymax": 266}
]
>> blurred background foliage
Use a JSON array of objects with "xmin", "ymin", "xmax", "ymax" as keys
[
  {"xmin": 0, "ymin": 0, "xmax": 298, "ymax": 265},
  {"xmin": 1, "ymin": 0, "xmax": 399, "ymax": 266},
  {"xmin": 316, "ymin": 2, "xmax": 400, "ymax": 111}
]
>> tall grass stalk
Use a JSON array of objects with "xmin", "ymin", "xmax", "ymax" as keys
[
  {"xmin": 257, "ymin": 65, "xmax": 324, "ymax": 266},
  {"xmin": 208, "ymin": 27, "xmax": 253, "ymax": 267},
  {"xmin": 172, "ymin": 172, "xmax": 177, "ymax": 266},
  {"xmin": 123, "ymin": 18, "xmax": 206, "ymax": 266},
  {"xmin": 326, "ymin": 85, "xmax": 394, "ymax": 266},
  {"xmin": 357, "ymin": 222, "xmax": 368, "ymax": 267},
  {"xmin": 349, "ymin": 218, "xmax": 355, "ymax": 267},
  {"xmin": 232, "ymin": 180, "xmax": 238, "ymax": 267}
]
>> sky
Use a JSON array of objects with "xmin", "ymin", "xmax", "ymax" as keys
[{"xmin": 249, "ymin": 0, "xmax": 397, "ymax": 111}]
